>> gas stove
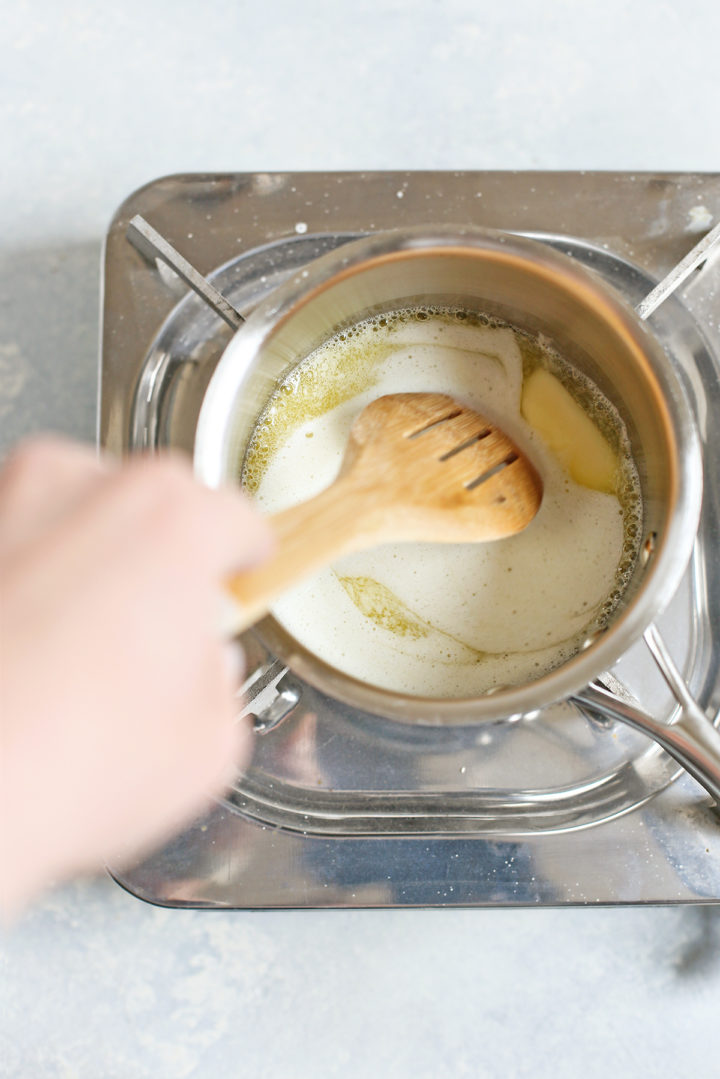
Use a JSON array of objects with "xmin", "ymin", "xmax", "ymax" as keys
[{"xmin": 101, "ymin": 171, "xmax": 720, "ymax": 908}]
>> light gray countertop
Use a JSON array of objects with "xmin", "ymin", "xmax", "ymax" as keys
[{"xmin": 2, "ymin": 1, "xmax": 720, "ymax": 1076}]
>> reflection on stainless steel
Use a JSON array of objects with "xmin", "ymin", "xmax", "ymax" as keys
[
  {"xmin": 575, "ymin": 679, "xmax": 720, "ymax": 808},
  {"xmin": 101, "ymin": 171, "xmax": 720, "ymax": 908},
  {"xmin": 247, "ymin": 666, "xmax": 302, "ymax": 734}
]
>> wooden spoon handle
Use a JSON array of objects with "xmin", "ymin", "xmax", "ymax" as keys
[{"xmin": 224, "ymin": 477, "xmax": 379, "ymax": 634}]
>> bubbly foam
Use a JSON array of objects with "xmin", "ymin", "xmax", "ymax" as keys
[{"xmin": 243, "ymin": 309, "xmax": 642, "ymax": 698}]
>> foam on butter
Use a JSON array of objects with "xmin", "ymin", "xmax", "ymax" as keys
[{"xmin": 243, "ymin": 309, "xmax": 641, "ymax": 698}]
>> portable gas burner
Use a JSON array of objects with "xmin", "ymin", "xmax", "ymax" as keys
[{"xmin": 101, "ymin": 172, "xmax": 720, "ymax": 908}]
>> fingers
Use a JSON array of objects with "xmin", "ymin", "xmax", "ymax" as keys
[
  {"xmin": 88, "ymin": 451, "xmax": 275, "ymax": 581},
  {"xmin": 207, "ymin": 483, "xmax": 276, "ymax": 574},
  {"xmin": 0, "ymin": 437, "xmax": 112, "ymax": 556},
  {"xmin": 0, "ymin": 440, "xmax": 270, "ymax": 905},
  {"xmin": 0, "ymin": 442, "xmax": 275, "ymax": 649},
  {"xmin": 223, "ymin": 640, "xmax": 247, "ymax": 685}
]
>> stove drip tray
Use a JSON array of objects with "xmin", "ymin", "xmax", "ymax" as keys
[{"xmin": 101, "ymin": 172, "xmax": 720, "ymax": 907}]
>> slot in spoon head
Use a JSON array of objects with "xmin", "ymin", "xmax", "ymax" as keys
[{"xmin": 341, "ymin": 392, "xmax": 543, "ymax": 544}]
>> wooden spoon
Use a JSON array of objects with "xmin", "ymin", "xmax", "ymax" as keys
[{"xmin": 225, "ymin": 392, "xmax": 543, "ymax": 632}]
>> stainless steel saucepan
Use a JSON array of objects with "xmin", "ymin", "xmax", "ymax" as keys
[{"xmin": 193, "ymin": 225, "xmax": 720, "ymax": 803}]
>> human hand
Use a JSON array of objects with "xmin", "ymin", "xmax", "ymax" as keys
[{"xmin": 0, "ymin": 439, "xmax": 273, "ymax": 919}]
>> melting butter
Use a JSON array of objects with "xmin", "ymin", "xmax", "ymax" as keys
[
  {"xmin": 521, "ymin": 367, "xmax": 619, "ymax": 494},
  {"xmin": 338, "ymin": 575, "xmax": 487, "ymax": 665},
  {"xmin": 243, "ymin": 308, "xmax": 642, "ymax": 698},
  {"xmin": 244, "ymin": 335, "xmax": 402, "ymax": 494}
]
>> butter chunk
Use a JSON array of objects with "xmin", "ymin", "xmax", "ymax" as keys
[{"xmin": 521, "ymin": 367, "xmax": 618, "ymax": 494}]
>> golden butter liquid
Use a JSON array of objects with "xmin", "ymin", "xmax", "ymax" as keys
[{"xmin": 243, "ymin": 308, "xmax": 641, "ymax": 698}]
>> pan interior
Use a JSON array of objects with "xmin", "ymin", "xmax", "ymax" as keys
[
  {"xmin": 216, "ymin": 238, "xmax": 686, "ymax": 720},
  {"xmin": 241, "ymin": 301, "xmax": 644, "ymax": 701}
]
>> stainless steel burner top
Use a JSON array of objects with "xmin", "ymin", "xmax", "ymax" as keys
[{"xmin": 101, "ymin": 171, "xmax": 720, "ymax": 908}]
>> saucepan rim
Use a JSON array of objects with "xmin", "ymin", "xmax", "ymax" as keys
[{"xmin": 194, "ymin": 225, "xmax": 703, "ymax": 724}]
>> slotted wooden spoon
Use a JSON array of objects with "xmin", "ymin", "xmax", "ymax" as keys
[{"xmin": 225, "ymin": 392, "xmax": 542, "ymax": 631}]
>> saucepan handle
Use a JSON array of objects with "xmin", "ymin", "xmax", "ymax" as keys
[{"xmin": 574, "ymin": 624, "xmax": 720, "ymax": 807}]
